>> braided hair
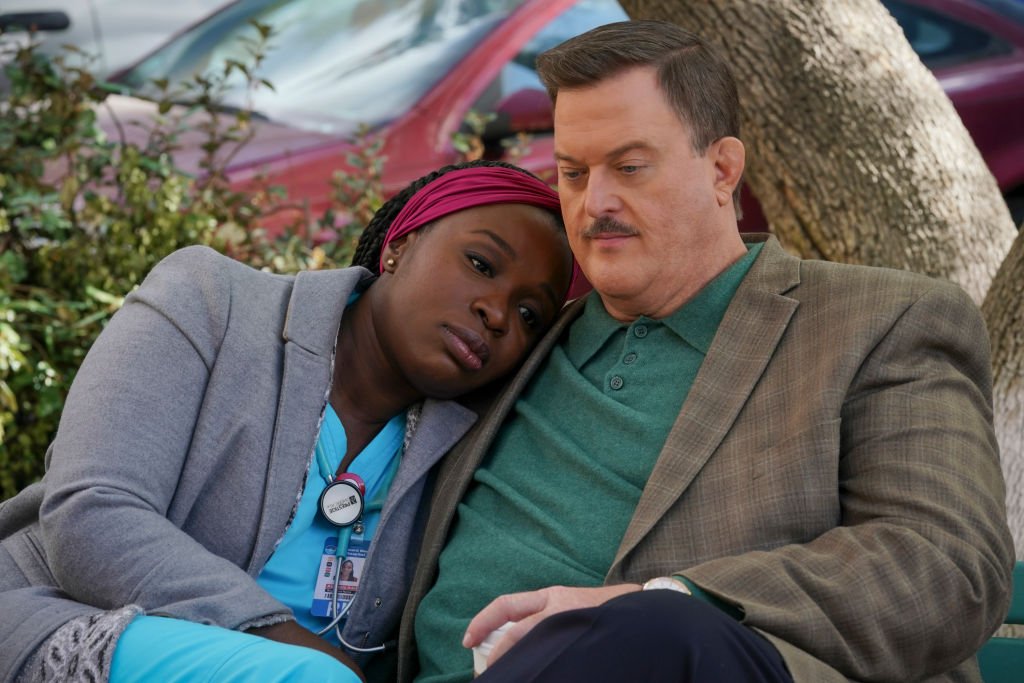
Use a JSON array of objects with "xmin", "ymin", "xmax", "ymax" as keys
[{"xmin": 350, "ymin": 160, "xmax": 562, "ymax": 271}]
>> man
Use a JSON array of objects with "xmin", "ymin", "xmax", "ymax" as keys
[{"xmin": 395, "ymin": 20, "xmax": 1013, "ymax": 683}]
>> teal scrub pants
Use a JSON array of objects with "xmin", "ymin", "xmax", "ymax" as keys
[{"xmin": 109, "ymin": 615, "xmax": 361, "ymax": 683}]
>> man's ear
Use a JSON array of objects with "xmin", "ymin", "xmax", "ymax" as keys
[
  {"xmin": 710, "ymin": 136, "xmax": 745, "ymax": 208},
  {"xmin": 382, "ymin": 232, "xmax": 420, "ymax": 273}
]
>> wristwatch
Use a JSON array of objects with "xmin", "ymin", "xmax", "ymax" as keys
[{"xmin": 642, "ymin": 576, "xmax": 692, "ymax": 595}]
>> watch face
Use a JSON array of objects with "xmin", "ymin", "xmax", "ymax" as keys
[{"xmin": 643, "ymin": 577, "xmax": 691, "ymax": 594}]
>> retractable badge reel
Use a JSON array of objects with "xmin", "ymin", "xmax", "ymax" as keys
[{"xmin": 319, "ymin": 473, "xmax": 366, "ymax": 530}]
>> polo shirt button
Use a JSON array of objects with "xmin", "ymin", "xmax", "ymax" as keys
[
  {"xmin": 374, "ymin": 597, "xmax": 383, "ymax": 608},
  {"xmin": 623, "ymin": 352, "xmax": 638, "ymax": 365},
  {"xmin": 610, "ymin": 375, "xmax": 624, "ymax": 390},
  {"xmin": 634, "ymin": 325, "xmax": 648, "ymax": 338}
]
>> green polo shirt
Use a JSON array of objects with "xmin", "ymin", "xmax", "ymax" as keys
[{"xmin": 414, "ymin": 243, "xmax": 763, "ymax": 682}]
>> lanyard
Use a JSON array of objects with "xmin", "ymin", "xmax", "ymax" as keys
[
  {"xmin": 313, "ymin": 434, "xmax": 402, "ymax": 653},
  {"xmin": 303, "ymin": 397, "xmax": 405, "ymax": 652}
]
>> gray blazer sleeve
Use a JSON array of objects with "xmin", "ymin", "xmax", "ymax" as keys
[{"xmin": 37, "ymin": 247, "xmax": 291, "ymax": 629}]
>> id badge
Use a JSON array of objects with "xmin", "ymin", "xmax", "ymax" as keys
[{"xmin": 311, "ymin": 535, "xmax": 370, "ymax": 618}]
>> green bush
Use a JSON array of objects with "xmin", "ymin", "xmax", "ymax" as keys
[{"xmin": 0, "ymin": 27, "xmax": 381, "ymax": 498}]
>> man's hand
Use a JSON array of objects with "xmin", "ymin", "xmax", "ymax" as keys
[
  {"xmin": 462, "ymin": 584, "xmax": 641, "ymax": 666},
  {"xmin": 249, "ymin": 620, "xmax": 366, "ymax": 682}
]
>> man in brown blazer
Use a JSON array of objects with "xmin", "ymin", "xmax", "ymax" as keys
[{"xmin": 394, "ymin": 21, "xmax": 1014, "ymax": 683}]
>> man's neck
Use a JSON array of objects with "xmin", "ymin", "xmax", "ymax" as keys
[{"xmin": 602, "ymin": 232, "xmax": 749, "ymax": 322}]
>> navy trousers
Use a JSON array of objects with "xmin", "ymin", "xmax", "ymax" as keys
[{"xmin": 477, "ymin": 590, "xmax": 794, "ymax": 683}]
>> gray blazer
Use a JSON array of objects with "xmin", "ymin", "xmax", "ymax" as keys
[
  {"xmin": 0, "ymin": 246, "xmax": 477, "ymax": 682},
  {"xmin": 397, "ymin": 235, "xmax": 1014, "ymax": 683}
]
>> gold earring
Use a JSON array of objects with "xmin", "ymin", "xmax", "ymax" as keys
[{"xmin": 385, "ymin": 257, "xmax": 396, "ymax": 268}]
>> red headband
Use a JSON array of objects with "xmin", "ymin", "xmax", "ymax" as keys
[{"xmin": 380, "ymin": 166, "xmax": 588, "ymax": 300}]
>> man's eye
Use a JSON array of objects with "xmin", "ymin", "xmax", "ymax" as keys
[
  {"xmin": 560, "ymin": 168, "xmax": 583, "ymax": 181},
  {"xmin": 620, "ymin": 165, "xmax": 641, "ymax": 174},
  {"xmin": 469, "ymin": 255, "xmax": 493, "ymax": 276},
  {"xmin": 519, "ymin": 305, "xmax": 539, "ymax": 329}
]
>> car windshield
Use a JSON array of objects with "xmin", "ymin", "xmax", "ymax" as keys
[{"xmin": 116, "ymin": 0, "xmax": 524, "ymax": 135}]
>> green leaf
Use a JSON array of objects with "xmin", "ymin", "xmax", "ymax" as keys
[{"xmin": 84, "ymin": 286, "xmax": 124, "ymax": 307}]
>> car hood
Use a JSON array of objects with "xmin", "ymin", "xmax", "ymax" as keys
[{"xmin": 96, "ymin": 94, "xmax": 339, "ymax": 177}]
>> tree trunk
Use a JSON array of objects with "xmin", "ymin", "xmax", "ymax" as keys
[
  {"xmin": 619, "ymin": 0, "xmax": 1022, "ymax": 555},
  {"xmin": 984, "ymin": 230, "xmax": 1024, "ymax": 557}
]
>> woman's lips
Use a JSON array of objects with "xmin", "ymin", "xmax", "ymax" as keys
[{"xmin": 442, "ymin": 325, "xmax": 490, "ymax": 371}]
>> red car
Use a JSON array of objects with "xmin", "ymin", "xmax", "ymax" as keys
[
  {"xmin": 106, "ymin": 0, "xmax": 626, "ymax": 227},
  {"xmin": 105, "ymin": 0, "xmax": 1024, "ymax": 231}
]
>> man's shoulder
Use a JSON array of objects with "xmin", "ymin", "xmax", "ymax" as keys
[
  {"xmin": 744, "ymin": 234, "xmax": 964, "ymax": 305},
  {"xmin": 780, "ymin": 259, "xmax": 984, "ymax": 353},
  {"xmin": 795, "ymin": 257, "xmax": 968, "ymax": 307}
]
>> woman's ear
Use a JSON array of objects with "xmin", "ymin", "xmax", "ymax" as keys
[
  {"xmin": 382, "ymin": 232, "xmax": 420, "ymax": 273},
  {"xmin": 711, "ymin": 136, "xmax": 745, "ymax": 208}
]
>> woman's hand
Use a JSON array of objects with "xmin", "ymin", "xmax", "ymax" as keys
[{"xmin": 249, "ymin": 620, "xmax": 367, "ymax": 682}]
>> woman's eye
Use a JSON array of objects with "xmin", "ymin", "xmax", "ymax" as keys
[
  {"xmin": 519, "ymin": 305, "xmax": 540, "ymax": 329},
  {"xmin": 469, "ymin": 255, "xmax": 493, "ymax": 276}
]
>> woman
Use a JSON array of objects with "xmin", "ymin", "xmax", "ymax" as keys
[
  {"xmin": 339, "ymin": 559, "xmax": 358, "ymax": 583},
  {"xmin": 0, "ymin": 161, "xmax": 575, "ymax": 683}
]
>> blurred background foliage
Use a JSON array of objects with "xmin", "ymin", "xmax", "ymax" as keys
[{"xmin": 0, "ymin": 24, "xmax": 388, "ymax": 498}]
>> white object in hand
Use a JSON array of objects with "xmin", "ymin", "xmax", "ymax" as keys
[{"xmin": 472, "ymin": 620, "xmax": 515, "ymax": 676}]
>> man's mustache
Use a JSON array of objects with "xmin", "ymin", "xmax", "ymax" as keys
[{"xmin": 582, "ymin": 215, "xmax": 640, "ymax": 239}]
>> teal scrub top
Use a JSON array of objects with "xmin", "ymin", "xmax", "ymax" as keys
[{"xmin": 257, "ymin": 404, "xmax": 405, "ymax": 643}]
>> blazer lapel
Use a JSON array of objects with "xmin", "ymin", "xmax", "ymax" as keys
[
  {"xmin": 384, "ymin": 398, "xmax": 477, "ymax": 520},
  {"xmin": 248, "ymin": 266, "xmax": 373, "ymax": 573},
  {"xmin": 611, "ymin": 236, "xmax": 802, "ymax": 571}
]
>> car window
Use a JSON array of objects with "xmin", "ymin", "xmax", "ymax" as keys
[
  {"xmin": 117, "ymin": 0, "xmax": 525, "ymax": 134},
  {"xmin": 883, "ymin": 0, "xmax": 1012, "ymax": 69},
  {"xmin": 469, "ymin": 0, "xmax": 628, "ymax": 130},
  {"xmin": 975, "ymin": 0, "xmax": 1024, "ymax": 26}
]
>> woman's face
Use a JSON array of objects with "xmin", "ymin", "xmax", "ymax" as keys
[
  {"xmin": 341, "ymin": 560, "xmax": 354, "ymax": 577},
  {"xmin": 377, "ymin": 202, "xmax": 572, "ymax": 399}
]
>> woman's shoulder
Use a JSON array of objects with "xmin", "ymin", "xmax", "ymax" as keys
[
  {"xmin": 132, "ymin": 246, "xmax": 293, "ymax": 307},
  {"xmin": 146, "ymin": 245, "xmax": 273, "ymax": 286},
  {"xmin": 116, "ymin": 247, "xmax": 293, "ymax": 356}
]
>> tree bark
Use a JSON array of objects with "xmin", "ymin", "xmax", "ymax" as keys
[
  {"xmin": 983, "ymin": 230, "xmax": 1024, "ymax": 557},
  {"xmin": 619, "ymin": 0, "xmax": 1021, "ymax": 555}
]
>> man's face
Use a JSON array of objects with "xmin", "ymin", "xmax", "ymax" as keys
[{"xmin": 553, "ymin": 66, "xmax": 739, "ymax": 321}]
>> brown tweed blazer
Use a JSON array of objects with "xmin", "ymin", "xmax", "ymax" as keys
[{"xmin": 395, "ymin": 234, "xmax": 1014, "ymax": 683}]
